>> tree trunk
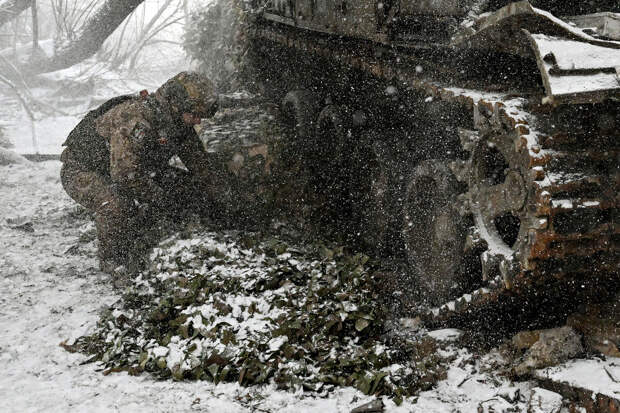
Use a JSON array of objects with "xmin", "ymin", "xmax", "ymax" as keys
[
  {"xmin": 11, "ymin": 12, "xmax": 17, "ymax": 58},
  {"xmin": 30, "ymin": 0, "xmax": 37, "ymax": 50},
  {"xmin": 0, "ymin": 0, "xmax": 31, "ymax": 29},
  {"xmin": 23, "ymin": 0, "xmax": 145, "ymax": 75},
  {"xmin": 183, "ymin": 0, "xmax": 189, "ymax": 26}
]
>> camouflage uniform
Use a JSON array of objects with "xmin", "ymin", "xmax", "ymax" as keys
[{"xmin": 60, "ymin": 72, "xmax": 218, "ymax": 270}]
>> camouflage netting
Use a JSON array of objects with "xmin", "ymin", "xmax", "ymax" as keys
[{"xmin": 74, "ymin": 229, "xmax": 447, "ymax": 403}]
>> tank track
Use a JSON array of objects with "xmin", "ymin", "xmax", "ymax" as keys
[
  {"xmin": 247, "ymin": 22, "xmax": 620, "ymax": 330},
  {"xmin": 428, "ymin": 101, "xmax": 619, "ymax": 330}
]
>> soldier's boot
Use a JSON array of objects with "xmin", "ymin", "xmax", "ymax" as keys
[{"xmin": 95, "ymin": 195, "xmax": 144, "ymax": 276}]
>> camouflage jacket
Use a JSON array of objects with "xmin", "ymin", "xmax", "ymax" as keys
[
  {"xmin": 91, "ymin": 96, "xmax": 212, "ymax": 203},
  {"xmin": 61, "ymin": 93, "xmax": 213, "ymax": 205}
]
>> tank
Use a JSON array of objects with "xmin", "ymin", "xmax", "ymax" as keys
[{"xmin": 207, "ymin": 1, "xmax": 620, "ymax": 329}]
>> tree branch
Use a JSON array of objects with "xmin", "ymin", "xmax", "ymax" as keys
[
  {"xmin": 0, "ymin": 0, "xmax": 32, "ymax": 29},
  {"xmin": 23, "ymin": 0, "xmax": 145, "ymax": 75}
]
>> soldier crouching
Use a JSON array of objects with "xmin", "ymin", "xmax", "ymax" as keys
[{"xmin": 60, "ymin": 72, "xmax": 219, "ymax": 272}]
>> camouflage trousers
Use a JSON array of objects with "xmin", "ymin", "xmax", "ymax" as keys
[{"xmin": 60, "ymin": 159, "xmax": 211, "ymax": 268}]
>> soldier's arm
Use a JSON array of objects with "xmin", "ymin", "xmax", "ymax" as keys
[
  {"xmin": 176, "ymin": 129, "xmax": 214, "ymax": 180},
  {"xmin": 98, "ymin": 111, "xmax": 167, "ymax": 204}
]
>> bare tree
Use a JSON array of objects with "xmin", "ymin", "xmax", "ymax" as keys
[
  {"xmin": 0, "ymin": 69, "xmax": 38, "ymax": 154},
  {"xmin": 125, "ymin": 0, "xmax": 184, "ymax": 70},
  {"xmin": 27, "ymin": 0, "xmax": 145, "ymax": 74},
  {"xmin": 0, "ymin": 0, "xmax": 146, "ymax": 77},
  {"xmin": 50, "ymin": 0, "xmax": 101, "ymax": 48},
  {"xmin": 30, "ymin": 0, "xmax": 37, "ymax": 49},
  {"xmin": 0, "ymin": 0, "xmax": 31, "ymax": 29}
]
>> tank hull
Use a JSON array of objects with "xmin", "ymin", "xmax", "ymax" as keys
[{"xmin": 205, "ymin": 1, "xmax": 620, "ymax": 327}]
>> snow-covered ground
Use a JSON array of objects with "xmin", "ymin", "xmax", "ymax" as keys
[
  {"xmin": 0, "ymin": 160, "xmax": 540, "ymax": 412},
  {"xmin": 0, "ymin": 160, "xmax": 360, "ymax": 412}
]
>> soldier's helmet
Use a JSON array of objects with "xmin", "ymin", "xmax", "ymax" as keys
[{"xmin": 156, "ymin": 72, "xmax": 218, "ymax": 118}]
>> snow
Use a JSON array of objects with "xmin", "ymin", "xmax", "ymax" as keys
[
  {"xmin": 444, "ymin": 87, "xmax": 505, "ymax": 104},
  {"xmin": 536, "ymin": 358, "xmax": 620, "ymax": 400},
  {"xmin": 268, "ymin": 336, "xmax": 289, "ymax": 352},
  {"xmin": 0, "ymin": 160, "xmax": 549, "ymax": 413},
  {"xmin": 527, "ymin": 33, "xmax": 620, "ymax": 99},
  {"xmin": 528, "ymin": 387, "xmax": 563, "ymax": 413},
  {"xmin": 552, "ymin": 199, "xmax": 574, "ymax": 209},
  {"xmin": 544, "ymin": 70, "xmax": 619, "ymax": 97},
  {"xmin": 411, "ymin": 352, "xmax": 531, "ymax": 412},
  {"xmin": 427, "ymin": 329, "xmax": 463, "ymax": 342},
  {"xmin": 1, "ymin": 13, "xmax": 618, "ymax": 405},
  {"xmin": 9, "ymin": 114, "xmax": 80, "ymax": 155},
  {"xmin": 531, "ymin": 6, "xmax": 620, "ymax": 47},
  {"xmin": 530, "ymin": 35, "xmax": 620, "ymax": 71},
  {"xmin": 0, "ymin": 160, "xmax": 411, "ymax": 413}
]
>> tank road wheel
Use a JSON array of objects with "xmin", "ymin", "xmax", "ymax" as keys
[
  {"xmin": 281, "ymin": 90, "xmax": 320, "ymax": 141},
  {"xmin": 356, "ymin": 136, "xmax": 398, "ymax": 255},
  {"xmin": 312, "ymin": 105, "xmax": 353, "ymax": 233},
  {"xmin": 315, "ymin": 104, "xmax": 353, "ymax": 167},
  {"xmin": 402, "ymin": 160, "xmax": 469, "ymax": 305},
  {"xmin": 278, "ymin": 90, "xmax": 321, "ymax": 223},
  {"xmin": 467, "ymin": 130, "xmax": 529, "ymax": 287}
]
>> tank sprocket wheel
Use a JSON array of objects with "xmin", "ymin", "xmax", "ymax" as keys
[
  {"xmin": 312, "ymin": 105, "xmax": 354, "ymax": 233},
  {"xmin": 464, "ymin": 127, "xmax": 533, "ymax": 288},
  {"xmin": 422, "ymin": 100, "xmax": 619, "ymax": 328},
  {"xmin": 402, "ymin": 160, "xmax": 471, "ymax": 305},
  {"xmin": 314, "ymin": 104, "xmax": 352, "ymax": 179}
]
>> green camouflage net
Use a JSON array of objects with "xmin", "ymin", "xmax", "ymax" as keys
[{"xmin": 74, "ymin": 229, "xmax": 447, "ymax": 403}]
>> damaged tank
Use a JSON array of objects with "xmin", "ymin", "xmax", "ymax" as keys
[{"xmin": 202, "ymin": 1, "xmax": 620, "ymax": 328}]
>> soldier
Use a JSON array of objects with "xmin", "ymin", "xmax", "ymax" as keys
[{"xmin": 60, "ymin": 72, "xmax": 219, "ymax": 272}]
